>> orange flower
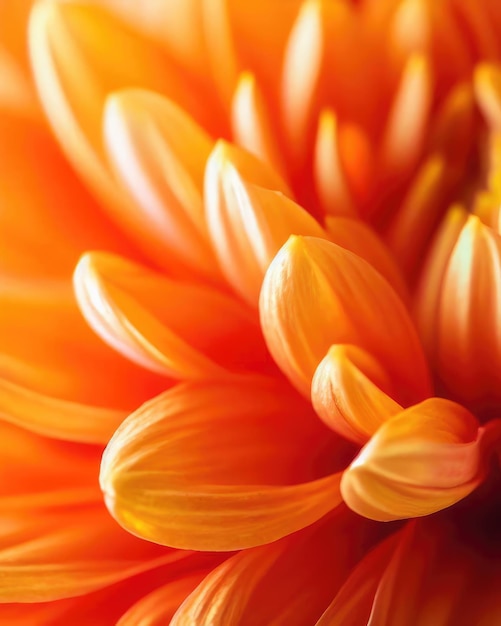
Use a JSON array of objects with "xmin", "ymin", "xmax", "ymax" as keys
[{"xmin": 3, "ymin": 0, "xmax": 501, "ymax": 623}]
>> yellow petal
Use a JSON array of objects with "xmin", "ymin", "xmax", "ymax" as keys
[
  {"xmin": 74, "ymin": 252, "xmax": 271, "ymax": 379},
  {"xmin": 312, "ymin": 345, "xmax": 402, "ymax": 444},
  {"xmin": 100, "ymin": 378, "xmax": 343, "ymax": 550},
  {"xmin": 104, "ymin": 89, "xmax": 222, "ymax": 283},
  {"xmin": 205, "ymin": 161, "xmax": 325, "ymax": 305},
  {"xmin": 341, "ymin": 398, "xmax": 487, "ymax": 522},
  {"xmin": 260, "ymin": 236, "xmax": 430, "ymax": 399}
]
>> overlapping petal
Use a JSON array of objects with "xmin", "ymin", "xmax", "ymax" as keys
[
  {"xmin": 312, "ymin": 345, "xmax": 402, "ymax": 444},
  {"xmin": 28, "ymin": 1, "xmax": 222, "ymax": 264},
  {"xmin": 100, "ymin": 377, "xmax": 345, "ymax": 551},
  {"xmin": 0, "ymin": 282, "xmax": 165, "ymax": 416},
  {"xmin": 205, "ymin": 161, "xmax": 324, "ymax": 305},
  {"xmin": 74, "ymin": 251, "xmax": 272, "ymax": 379},
  {"xmin": 171, "ymin": 510, "xmax": 379, "ymax": 626},
  {"xmin": 260, "ymin": 235, "xmax": 430, "ymax": 399},
  {"xmin": 341, "ymin": 398, "xmax": 488, "ymax": 521},
  {"xmin": 104, "ymin": 88, "xmax": 223, "ymax": 282},
  {"xmin": 0, "ymin": 421, "xmax": 178, "ymax": 603},
  {"xmin": 0, "ymin": 110, "xmax": 133, "ymax": 280}
]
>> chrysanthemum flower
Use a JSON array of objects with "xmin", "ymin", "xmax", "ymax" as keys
[{"xmin": 3, "ymin": 0, "xmax": 501, "ymax": 623}]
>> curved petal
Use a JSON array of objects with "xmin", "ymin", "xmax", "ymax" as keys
[
  {"xmin": 324, "ymin": 216, "xmax": 407, "ymax": 298},
  {"xmin": 259, "ymin": 235, "xmax": 431, "ymax": 400},
  {"xmin": 100, "ymin": 378, "xmax": 344, "ymax": 550},
  {"xmin": 104, "ymin": 88, "xmax": 222, "ymax": 283},
  {"xmin": 205, "ymin": 161, "xmax": 325, "ymax": 305},
  {"xmin": 0, "ymin": 378, "xmax": 126, "ymax": 445},
  {"xmin": 74, "ymin": 252, "xmax": 272, "ymax": 379},
  {"xmin": 436, "ymin": 215, "xmax": 501, "ymax": 413},
  {"xmin": 341, "ymin": 398, "xmax": 489, "ymax": 521},
  {"xmin": 0, "ymin": 282, "xmax": 165, "ymax": 414},
  {"xmin": 171, "ymin": 510, "xmax": 377, "ymax": 626},
  {"xmin": 0, "ymin": 110, "xmax": 133, "ymax": 280},
  {"xmin": 28, "ymin": 1, "xmax": 221, "ymax": 264},
  {"xmin": 312, "ymin": 345, "xmax": 402, "ymax": 444},
  {"xmin": 0, "ymin": 422, "xmax": 175, "ymax": 603},
  {"xmin": 315, "ymin": 530, "xmax": 402, "ymax": 626},
  {"xmin": 231, "ymin": 72, "xmax": 286, "ymax": 177}
]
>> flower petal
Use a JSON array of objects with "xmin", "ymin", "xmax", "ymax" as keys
[
  {"xmin": 29, "ymin": 1, "xmax": 220, "ymax": 264},
  {"xmin": 436, "ymin": 215, "xmax": 501, "ymax": 412},
  {"xmin": 312, "ymin": 345, "xmax": 402, "ymax": 444},
  {"xmin": 341, "ymin": 398, "xmax": 488, "ymax": 521},
  {"xmin": 171, "ymin": 510, "xmax": 377, "ymax": 626},
  {"xmin": 0, "ymin": 422, "xmax": 176, "ymax": 603},
  {"xmin": 231, "ymin": 71, "xmax": 286, "ymax": 177},
  {"xmin": 116, "ymin": 573, "xmax": 209, "ymax": 626},
  {"xmin": 104, "ymin": 88, "xmax": 223, "ymax": 283},
  {"xmin": 315, "ymin": 531, "xmax": 401, "ymax": 626},
  {"xmin": 0, "ymin": 282, "xmax": 165, "ymax": 413},
  {"xmin": 324, "ymin": 216, "xmax": 407, "ymax": 298},
  {"xmin": 259, "ymin": 235, "xmax": 430, "ymax": 399},
  {"xmin": 0, "ymin": 110, "xmax": 132, "ymax": 280},
  {"xmin": 100, "ymin": 378, "xmax": 344, "ymax": 550},
  {"xmin": 0, "ymin": 378, "xmax": 126, "ymax": 445},
  {"xmin": 313, "ymin": 109, "xmax": 357, "ymax": 217},
  {"xmin": 74, "ymin": 252, "xmax": 272, "ymax": 379},
  {"xmin": 205, "ymin": 161, "xmax": 325, "ymax": 305}
]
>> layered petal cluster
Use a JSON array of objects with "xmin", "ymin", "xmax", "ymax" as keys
[{"xmin": 4, "ymin": 0, "xmax": 501, "ymax": 624}]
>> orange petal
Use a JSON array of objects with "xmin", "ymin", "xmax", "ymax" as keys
[
  {"xmin": 0, "ymin": 503, "xmax": 178, "ymax": 603},
  {"xmin": 435, "ymin": 215, "xmax": 501, "ymax": 412},
  {"xmin": 316, "ymin": 530, "xmax": 401, "ymax": 626},
  {"xmin": 413, "ymin": 204, "xmax": 468, "ymax": 357},
  {"xmin": 384, "ymin": 154, "xmax": 447, "ymax": 282},
  {"xmin": 205, "ymin": 161, "xmax": 325, "ymax": 305},
  {"xmin": 117, "ymin": 572, "xmax": 211, "ymax": 626},
  {"xmin": 324, "ymin": 216, "xmax": 407, "ymax": 299},
  {"xmin": 100, "ymin": 378, "xmax": 343, "ymax": 550},
  {"xmin": 380, "ymin": 54, "xmax": 432, "ymax": 175},
  {"xmin": 341, "ymin": 398, "xmax": 488, "ymax": 522},
  {"xmin": 313, "ymin": 109, "xmax": 357, "ymax": 218},
  {"xmin": 259, "ymin": 236, "xmax": 430, "ymax": 399},
  {"xmin": 0, "ymin": 282, "xmax": 165, "ymax": 413},
  {"xmin": 0, "ymin": 111, "xmax": 132, "ymax": 280},
  {"xmin": 171, "ymin": 510, "xmax": 375, "ymax": 625},
  {"xmin": 0, "ymin": 378, "xmax": 126, "ymax": 445},
  {"xmin": 74, "ymin": 252, "xmax": 271, "ymax": 379},
  {"xmin": 281, "ymin": 0, "xmax": 364, "ymax": 163},
  {"xmin": 475, "ymin": 63, "xmax": 501, "ymax": 132},
  {"xmin": 29, "ymin": 1, "xmax": 220, "ymax": 263},
  {"xmin": 103, "ymin": 89, "xmax": 223, "ymax": 283},
  {"xmin": 312, "ymin": 345, "xmax": 402, "ymax": 444},
  {"xmin": 0, "ymin": 422, "xmax": 176, "ymax": 603},
  {"xmin": 231, "ymin": 71, "xmax": 286, "ymax": 177}
]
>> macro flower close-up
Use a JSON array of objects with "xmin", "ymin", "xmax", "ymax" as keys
[{"xmin": 3, "ymin": 0, "xmax": 501, "ymax": 623}]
